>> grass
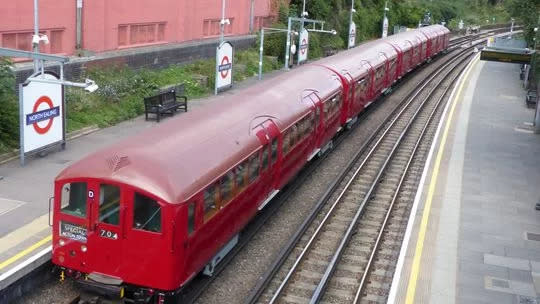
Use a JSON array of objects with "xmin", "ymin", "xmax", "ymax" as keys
[{"xmin": 63, "ymin": 48, "xmax": 280, "ymax": 133}]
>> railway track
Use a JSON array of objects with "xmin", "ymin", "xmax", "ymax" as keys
[
  {"xmin": 244, "ymin": 43, "xmax": 479, "ymax": 304},
  {"xmin": 179, "ymin": 43, "xmax": 480, "ymax": 304}
]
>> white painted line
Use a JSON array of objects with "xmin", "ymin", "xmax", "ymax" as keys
[
  {"xmin": 386, "ymin": 53, "xmax": 481, "ymax": 304},
  {"xmin": 0, "ymin": 245, "xmax": 51, "ymax": 283},
  {"xmin": 0, "ymin": 198, "xmax": 26, "ymax": 217}
]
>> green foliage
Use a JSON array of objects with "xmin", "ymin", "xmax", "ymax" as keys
[
  {"xmin": 63, "ymin": 48, "xmax": 279, "ymax": 133},
  {"xmin": 506, "ymin": 0, "xmax": 539, "ymax": 47},
  {"xmin": 0, "ymin": 48, "xmax": 280, "ymax": 151},
  {"xmin": 260, "ymin": 0, "xmax": 514, "ymax": 59},
  {"xmin": 0, "ymin": 58, "xmax": 18, "ymax": 153}
]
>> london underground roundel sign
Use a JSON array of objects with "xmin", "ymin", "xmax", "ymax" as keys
[
  {"xmin": 216, "ymin": 41, "xmax": 233, "ymax": 92},
  {"xmin": 21, "ymin": 72, "xmax": 64, "ymax": 153},
  {"xmin": 298, "ymin": 29, "xmax": 309, "ymax": 63}
]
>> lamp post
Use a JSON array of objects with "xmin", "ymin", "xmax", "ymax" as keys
[
  {"xmin": 33, "ymin": 0, "xmax": 39, "ymax": 73},
  {"xmin": 220, "ymin": 0, "xmax": 226, "ymax": 44}
]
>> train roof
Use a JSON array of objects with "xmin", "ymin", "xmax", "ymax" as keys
[
  {"xmin": 316, "ymin": 25, "xmax": 448, "ymax": 81},
  {"xmin": 56, "ymin": 65, "xmax": 342, "ymax": 204}
]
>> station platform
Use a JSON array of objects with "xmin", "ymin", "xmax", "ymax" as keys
[
  {"xmin": 0, "ymin": 69, "xmax": 284, "ymax": 293},
  {"xmin": 389, "ymin": 57, "xmax": 540, "ymax": 303}
]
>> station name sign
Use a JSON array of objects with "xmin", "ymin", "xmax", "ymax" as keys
[{"xmin": 26, "ymin": 106, "xmax": 60, "ymax": 125}]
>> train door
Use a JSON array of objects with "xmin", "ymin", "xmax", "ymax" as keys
[
  {"xmin": 124, "ymin": 188, "xmax": 168, "ymax": 283},
  {"xmin": 379, "ymin": 53, "xmax": 389, "ymax": 89},
  {"xmin": 361, "ymin": 61, "xmax": 374, "ymax": 103},
  {"xmin": 302, "ymin": 91, "xmax": 323, "ymax": 154},
  {"xmin": 86, "ymin": 181, "xmax": 125, "ymax": 275},
  {"xmin": 252, "ymin": 119, "xmax": 280, "ymax": 209}
]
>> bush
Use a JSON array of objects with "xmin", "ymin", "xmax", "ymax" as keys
[{"xmin": 0, "ymin": 58, "xmax": 18, "ymax": 152}]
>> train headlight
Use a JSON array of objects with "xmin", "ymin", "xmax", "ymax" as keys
[
  {"xmin": 59, "ymin": 239, "xmax": 65, "ymax": 246},
  {"xmin": 81, "ymin": 245, "xmax": 87, "ymax": 252}
]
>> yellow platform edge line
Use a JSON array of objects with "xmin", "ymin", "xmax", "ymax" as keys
[
  {"xmin": 404, "ymin": 54, "xmax": 480, "ymax": 304},
  {"xmin": 0, "ymin": 234, "xmax": 52, "ymax": 271}
]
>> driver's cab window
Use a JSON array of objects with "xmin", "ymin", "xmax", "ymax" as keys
[
  {"xmin": 61, "ymin": 182, "xmax": 87, "ymax": 218},
  {"xmin": 99, "ymin": 184, "xmax": 120, "ymax": 225},
  {"xmin": 133, "ymin": 193, "xmax": 161, "ymax": 233}
]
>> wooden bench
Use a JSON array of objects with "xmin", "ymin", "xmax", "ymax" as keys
[{"xmin": 144, "ymin": 84, "xmax": 188, "ymax": 122}]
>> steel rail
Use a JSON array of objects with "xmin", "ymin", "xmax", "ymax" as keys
[
  {"xmin": 265, "ymin": 43, "xmax": 478, "ymax": 304},
  {"xmin": 352, "ymin": 53, "xmax": 472, "ymax": 303},
  {"xmin": 244, "ymin": 37, "xmax": 487, "ymax": 304}
]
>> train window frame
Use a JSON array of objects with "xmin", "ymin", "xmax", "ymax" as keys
[
  {"xmin": 60, "ymin": 182, "xmax": 87, "ymax": 218},
  {"xmin": 133, "ymin": 192, "xmax": 162, "ymax": 233},
  {"xmin": 271, "ymin": 138, "xmax": 278, "ymax": 164},
  {"xmin": 98, "ymin": 184, "xmax": 121, "ymax": 226},
  {"xmin": 203, "ymin": 184, "xmax": 218, "ymax": 221},
  {"xmin": 248, "ymin": 151, "xmax": 260, "ymax": 183},
  {"xmin": 235, "ymin": 161, "xmax": 248, "ymax": 193},
  {"xmin": 282, "ymin": 129, "xmax": 291, "ymax": 155},
  {"xmin": 187, "ymin": 202, "xmax": 196, "ymax": 236},
  {"xmin": 219, "ymin": 170, "xmax": 235, "ymax": 205},
  {"xmin": 262, "ymin": 144, "xmax": 269, "ymax": 170}
]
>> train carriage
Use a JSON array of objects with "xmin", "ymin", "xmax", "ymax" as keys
[
  {"xmin": 52, "ymin": 25, "xmax": 449, "ymax": 303},
  {"xmin": 53, "ymin": 65, "xmax": 342, "ymax": 300}
]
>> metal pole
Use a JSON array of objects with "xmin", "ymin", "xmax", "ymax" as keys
[
  {"xmin": 382, "ymin": 1, "xmax": 388, "ymax": 38},
  {"xmin": 33, "ymin": 0, "xmax": 39, "ymax": 73},
  {"xmin": 259, "ymin": 29, "xmax": 264, "ymax": 80},
  {"xmin": 284, "ymin": 17, "xmax": 292, "ymax": 70},
  {"xmin": 298, "ymin": 0, "xmax": 306, "ymax": 65},
  {"xmin": 535, "ymin": 80, "xmax": 540, "ymax": 133},
  {"xmin": 19, "ymin": 83, "xmax": 25, "ymax": 166},
  {"xmin": 76, "ymin": 0, "xmax": 83, "ymax": 49},
  {"xmin": 250, "ymin": 0, "xmax": 255, "ymax": 33},
  {"xmin": 348, "ymin": 0, "xmax": 354, "ymax": 49},
  {"xmin": 220, "ymin": 0, "xmax": 226, "ymax": 44},
  {"xmin": 61, "ymin": 62, "xmax": 66, "ymax": 149},
  {"xmin": 349, "ymin": 0, "xmax": 354, "ymax": 29}
]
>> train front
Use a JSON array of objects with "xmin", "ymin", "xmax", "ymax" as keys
[{"xmin": 51, "ymin": 176, "xmax": 180, "ymax": 303}]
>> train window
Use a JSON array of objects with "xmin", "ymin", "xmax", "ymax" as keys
[
  {"xmin": 292, "ymin": 124, "xmax": 300, "ymax": 146},
  {"xmin": 376, "ymin": 67, "xmax": 384, "ymax": 81},
  {"xmin": 188, "ymin": 203, "xmax": 195, "ymax": 236},
  {"xmin": 271, "ymin": 138, "xmax": 278, "ymax": 164},
  {"xmin": 61, "ymin": 182, "xmax": 87, "ymax": 218},
  {"xmin": 248, "ymin": 152, "xmax": 260, "ymax": 183},
  {"xmin": 302, "ymin": 117, "xmax": 310, "ymax": 137},
  {"xmin": 203, "ymin": 185, "xmax": 218, "ymax": 220},
  {"xmin": 235, "ymin": 162, "xmax": 248, "ymax": 191},
  {"xmin": 133, "ymin": 193, "xmax": 161, "ymax": 233},
  {"xmin": 323, "ymin": 100, "xmax": 330, "ymax": 114},
  {"xmin": 99, "ymin": 184, "xmax": 120, "ymax": 225},
  {"xmin": 220, "ymin": 171, "xmax": 234, "ymax": 204},
  {"xmin": 282, "ymin": 130, "xmax": 291, "ymax": 155},
  {"xmin": 262, "ymin": 145, "xmax": 269, "ymax": 170}
]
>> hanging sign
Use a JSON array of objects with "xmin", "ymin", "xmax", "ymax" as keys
[
  {"xmin": 348, "ymin": 22, "xmax": 356, "ymax": 49},
  {"xmin": 215, "ymin": 41, "xmax": 234, "ymax": 93},
  {"xmin": 382, "ymin": 16, "xmax": 389, "ymax": 38},
  {"xmin": 20, "ymin": 72, "xmax": 64, "ymax": 155},
  {"xmin": 298, "ymin": 29, "xmax": 309, "ymax": 63}
]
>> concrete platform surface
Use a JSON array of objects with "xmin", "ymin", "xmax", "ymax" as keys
[{"xmin": 390, "ymin": 58, "xmax": 540, "ymax": 304}]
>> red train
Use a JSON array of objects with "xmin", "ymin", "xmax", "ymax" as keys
[{"xmin": 52, "ymin": 25, "xmax": 449, "ymax": 303}]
